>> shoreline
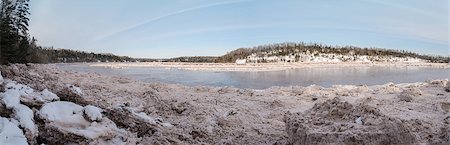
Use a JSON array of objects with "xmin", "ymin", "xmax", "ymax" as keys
[
  {"xmin": 1, "ymin": 64, "xmax": 449, "ymax": 144},
  {"xmin": 87, "ymin": 62, "xmax": 450, "ymax": 72}
]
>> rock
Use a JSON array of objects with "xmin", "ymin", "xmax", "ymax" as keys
[{"xmin": 284, "ymin": 98, "xmax": 416, "ymax": 145}]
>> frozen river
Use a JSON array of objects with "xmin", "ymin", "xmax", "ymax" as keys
[{"xmin": 57, "ymin": 63, "xmax": 450, "ymax": 89}]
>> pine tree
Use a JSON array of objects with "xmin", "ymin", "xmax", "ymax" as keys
[{"xmin": 0, "ymin": 0, "xmax": 31, "ymax": 64}]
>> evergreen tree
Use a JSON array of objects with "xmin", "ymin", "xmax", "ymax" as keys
[{"xmin": 0, "ymin": 0, "xmax": 30, "ymax": 64}]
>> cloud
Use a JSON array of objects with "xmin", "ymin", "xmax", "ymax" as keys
[
  {"xmin": 93, "ymin": 0, "xmax": 252, "ymax": 41},
  {"xmin": 141, "ymin": 23, "xmax": 283, "ymax": 42},
  {"xmin": 361, "ymin": 0, "xmax": 446, "ymax": 19}
]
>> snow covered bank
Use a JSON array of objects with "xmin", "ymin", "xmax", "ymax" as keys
[
  {"xmin": 246, "ymin": 51, "xmax": 427, "ymax": 63},
  {"xmin": 1, "ymin": 64, "xmax": 449, "ymax": 144}
]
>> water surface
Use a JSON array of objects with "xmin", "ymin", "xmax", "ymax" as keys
[{"xmin": 57, "ymin": 64, "xmax": 450, "ymax": 89}]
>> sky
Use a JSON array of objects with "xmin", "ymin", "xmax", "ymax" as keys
[{"xmin": 28, "ymin": 0, "xmax": 449, "ymax": 58}]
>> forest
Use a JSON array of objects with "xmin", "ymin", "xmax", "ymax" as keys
[{"xmin": 212, "ymin": 42, "xmax": 450, "ymax": 63}]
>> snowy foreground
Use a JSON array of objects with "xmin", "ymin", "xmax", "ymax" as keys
[{"xmin": 0, "ymin": 64, "xmax": 449, "ymax": 144}]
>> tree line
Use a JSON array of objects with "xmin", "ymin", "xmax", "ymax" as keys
[
  {"xmin": 213, "ymin": 42, "xmax": 450, "ymax": 63},
  {"xmin": 33, "ymin": 47, "xmax": 133, "ymax": 63}
]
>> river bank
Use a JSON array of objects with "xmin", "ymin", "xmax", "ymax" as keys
[{"xmin": 0, "ymin": 64, "xmax": 449, "ymax": 144}]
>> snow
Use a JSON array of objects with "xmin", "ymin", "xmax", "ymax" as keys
[
  {"xmin": 0, "ymin": 71, "xmax": 3, "ymax": 83},
  {"xmin": 1, "ymin": 90, "xmax": 21, "ymax": 109},
  {"xmin": 4, "ymin": 81, "xmax": 34, "ymax": 98},
  {"xmin": 38, "ymin": 101, "xmax": 86, "ymax": 124},
  {"xmin": 235, "ymin": 59, "xmax": 247, "ymax": 65},
  {"xmin": 1, "ymin": 87, "xmax": 38, "ymax": 140},
  {"xmin": 245, "ymin": 51, "xmax": 426, "ymax": 63},
  {"xmin": 39, "ymin": 89, "xmax": 59, "ymax": 102},
  {"xmin": 133, "ymin": 111, "xmax": 157, "ymax": 124},
  {"xmin": 38, "ymin": 101, "xmax": 116, "ymax": 139},
  {"xmin": 83, "ymin": 105, "xmax": 103, "ymax": 122},
  {"xmin": 0, "ymin": 117, "xmax": 28, "ymax": 145},
  {"xmin": 0, "ymin": 76, "xmax": 124, "ymax": 144},
  {"xmin": 13, "ymin": 104, "xmax": 37, "ymax": 134},
  {"xmin": 3, "ymin": 81, "xmax": 59, "ymax": 103},
  {"xmin": 126, "ymin": 107, "xmax": 173, "ymax": 127},
  {"xmin": 65, "ymin": 84, "xmax": 83, "ymax": 96},
  {"xmin": 355, "ymin": 117, "xmax": 363, "ymax": 125}
]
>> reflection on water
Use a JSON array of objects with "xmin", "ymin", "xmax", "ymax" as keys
[{"xmin": 57, "ymin": 64, "xmax": 450, "ymax": 89}]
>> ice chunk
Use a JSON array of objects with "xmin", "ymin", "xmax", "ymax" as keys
[
  {"xmin": 38, "ymin": 101, "xmax": 85, "ymax": 124},
  {"xmin": 1, "ymin": 88, "xmax": 38, "ymax": 143},
  {"xmin": 3, "ymin": 81, "xmax": 59, "ymax": 105},
  {"xmin": 13, "ymin": 104, "xmax": 38, "ymax": 140},
  {"xmin": 0, "ymin": 117, "xmax": 28, "ymax": 145},
  {"xmin": 133, "ymin": 111, "xmax": 157, "ymax": 124},
  {"xmin": 39, "ymin": 89, "xmax": 59, "ymax": 102},
  {"xmin": 5, "ymin": 82, "xmax": 34, "ymax": 98},
  {"xmin": 126, "ymin": 107, "xmax": 173, "ymax": 127},
  {"xmin": 38, "ymin": 101, "xmax": 117, "ymax": 140},
  {"xmin": 83, "ymin": 105, "xmax": 103, "ymax": 122},
  {"xmin": 1, "ymin": 90, "xmax": 21, "ymax": 109}
]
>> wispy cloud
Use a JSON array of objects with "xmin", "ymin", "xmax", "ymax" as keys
[
  {"xmin": 360, "ymin": 0, "xmax": 449, "ymax": 45},
  {"xmin": 93, "ymin": 0, "xmax": 252, "ymax": 41},
  {"xmin": 361, "ymin": 0, "xmax": 446, "ymax": 19},
  {"xmin": 141, "ymin": 23, "xmax": 284, "ymax": 42}
]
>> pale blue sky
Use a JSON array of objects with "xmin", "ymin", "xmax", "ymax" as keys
[{"xmin": 29, "ymin": 0, "xmax": 449, "ymax": 58}]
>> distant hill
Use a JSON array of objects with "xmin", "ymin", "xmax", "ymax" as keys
[
  {"xmin": 213, "ymin": 42, "xmax": 449, "ymax": 63},
  {"xmin": 28, "ymin": 47, "xmax": 133, "ymax": 63},
  {"xmin": 25, "ymin": 42, "xmax": 450, "ymax": 64}
]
